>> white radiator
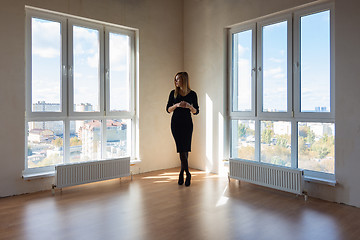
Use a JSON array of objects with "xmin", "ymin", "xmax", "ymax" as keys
[
  {"xmin": 54, "ymin": 158, "xmax": 130, "ymax": 189},
  {"xmin": 229, "ymin": 159, "xmax": 304, "ymax": 195}
]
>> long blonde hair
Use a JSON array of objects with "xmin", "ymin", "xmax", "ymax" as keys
[{"xmin": 174, "ymin": 72, "xmax": 191, "ymax": 98}]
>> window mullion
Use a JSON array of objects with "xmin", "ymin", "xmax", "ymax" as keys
[
  {"xmin": 252, "ymin": 24, "xmax": 257, "ymax": 118},
  {"xmin": 64, "ymin": 119, "xmax": 70, "ymax": 164},
  {"xmin": 67, "ymin": 19, "xmax": 75, "ymax": 116},
  {"xmin": 255, "ymin": 119, "xmax": 261, "ymax": 161},
  {"xmin": 286, "ymin": 14, "xmax": 293, "ymax": 115},
  {"xmin": 291, "ymin": 119, "xmax": 297, "ymax": 168},
  {"xmin": 293, "ymin": 10, "xmax": 301, "ymax": 117},
  {"xmin": 104, "ymin": 28, "xmax": 110, "ymax": 116},
  {"xmin": 99, "ymin": 27, "xmax": 105, "ymax": 117},
  {"xmin": 256, "ymin": 22, "xmax": 263, "ymax": 118},
  {"xmin": 102, "ymin": 119, "xmax": 107, "ymax": 159},
  {"xmin": 103, "ymin": 29, "xmax": 109, "ymax": 160}
]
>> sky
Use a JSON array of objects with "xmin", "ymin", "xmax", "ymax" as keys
[
  {"xmin": 234, "ymin": 10, "xmax": 330, "ymax": 113},
  {"xmin": 31, "ymin": 18, "xmax": 130, "ymax": 112},
  {"xmin": 32, "ymin": 10, "xmax": 330, "ymax": 114}
]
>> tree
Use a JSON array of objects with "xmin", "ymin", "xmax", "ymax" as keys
[
  {"xmin": 299, "ymin": 126, "xmax": 309, "ymax": 138},
  {"xmin": 238, "ymin": 123, "xmax": 247, "ymax": 138},
  {"xmin": 306, "ymin": 129, "xmax": 315, "ymax": 146},
  {"xmin": 276, "ymin": 134, "xmax": 289, "ymax": 148},
  {"xmin": 312, "ymin": 134, "xmax": 333, "ymax": 159},
  {"xmin": 246, "ymin": 127, "xmax": 255, "ymax": 136},
  {"xmin": 238, "ymin": 146, "xmax": 255, "ymax": 160},
  {"xmin": 262, "ymin": 128, "xmax": 274, "ymax": 144},
  {"xmin": 298, "ymin": 137, "xmax": 308, "ymax": 154},
  {"xmin": 70, "ymin": 137, "xmax": 82, "ymax": 146},
  {"xmin": 52, "ymin": 138, "xmax": 63, "ymax": 147}
]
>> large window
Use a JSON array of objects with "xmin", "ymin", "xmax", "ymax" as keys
[
  {"xmin": 25, "ymin": 8, "xmax": 137, "ymax": 175},
  {"xmin": 229, "ymin": 3, "xmax": 334, "ymax": 180}
]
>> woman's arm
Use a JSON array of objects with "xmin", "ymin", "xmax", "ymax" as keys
[
  {"xmin": 167, "ymin": 103, "xmax": 180, "ymax": 113},
  {"xmin": 190, "ymin": 91, "xmax": 199, "ymax": 115},
  {"xmin": 168, "ymin": 101, "xmax": 195, "ymax": 113},
  {"xmin": 185, "ymin": 102, "xmax": 197, "ymax": 114},
  {"xmin": 166, "ymin": 90, "xmax": 175, "ymax": 113}
]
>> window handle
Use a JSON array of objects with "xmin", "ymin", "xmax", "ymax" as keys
[
  {"xmin": 63, "ymin": 65, "xmax": 67, "ymax": 77},
  {"xmin": 258, "ymin": 66, "xmax": 262, "ymax": 71},
  {"xmin": 68, "ymin": 66, "xmax": 73, "ymax": 78},
  {"xmin": 251, "ymin": 67, "xmax": 256, "ymax": 76},
  {"xmin": 105, "ymin": 68, "xmax": 109, "ymax": 80}
]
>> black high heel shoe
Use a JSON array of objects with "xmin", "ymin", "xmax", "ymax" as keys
[
  {"xmin": 178, "ymin": 173, "xmax": 184, "ymax": 185},
  {"xmin": 185, "ymin": 173, "xmax": 191, "ymax": 187}
]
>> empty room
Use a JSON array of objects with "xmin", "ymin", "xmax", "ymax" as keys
[{"xmin": 1, "ymin": 0, "xmax": 360, "ymax": 239}]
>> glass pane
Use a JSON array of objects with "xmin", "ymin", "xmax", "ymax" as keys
[
  {"xmin": 106, "ymin": 119, "xmax": 131, "ymax": 158},
  {"xmin": 31, "ymin": 18, "xmax": 61, "ymax": 112},
  {"xmin": 261, "ymin": 121, "xmax": 291, "ymax": 166},
  {"xmin": 232, "ymin": 30, "xmax": 252, "ymax": 111},
  {"xmin": 231, "ymin": 120, "xmax": 255, "ymax": 160},
  {"xmin": 300, "ymin": 10, "xmax": 330, "ymax": 112},
  {"xmin": 70, "ymin": 120, "xmax": 102, "ymax": 162},
  {"xmin": 109, "ymin": 33, "xmax": 130, "ymax": 112},
  {"xmin": 298, "ymin": 122, "xmax": 334, "ymax": 173},
  {"xmin": 73, "ymin": 26, "xmax": 100, "ymax": 112},
  {"xmin": 262, "ymin": 21, "xmax": 288, "ymax": 112},
  {"xmin": 27, "ymin": 121, "xmax": 63, "ymax": 168}
]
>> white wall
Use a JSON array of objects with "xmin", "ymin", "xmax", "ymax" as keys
[
  {"xmin": 0, "ymin": 0, "xmax": 183, "ymax": 197},
  {"xmin": 184, "ymin": 0, "xmax": 360, "ymax": 207}
]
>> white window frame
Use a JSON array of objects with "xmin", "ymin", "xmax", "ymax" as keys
[
  {"xmin": 293, "ymin": 3, "xmax": 335, "ymax": 120},
  {"xmin": 24, "ymin": 7, "xmax": 138, "ymax": 176},
  {"xmin": 68, "ymin": 19, "xmax": 105, "ymax": 117},
  {"xmin": 229, "ymin": 23, "xmax": 257, "ymax": 118},
  {"xmin": 229, "ymin": 2, "xmax": 335, "ymax": 181},
  {"xmin": 25, "ymin": 11, "xmax": 67, "ymax": 119},
  {"xmin": 104, "ymin": 26, "xmax": 136, "ymax": 119},
  {"xmin": 257, "ymin": 14, "xmax": 293, "ymax": 119}
]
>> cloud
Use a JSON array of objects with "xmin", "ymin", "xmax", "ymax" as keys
[
  {"xmin": 87, "ymin": 54, "xmax": 99, "ymax": 68},
  {"xmin": 110, "ymin": 34, "xmax": 130, "ymax": 71},
  {"xmin": 32, "ymin": 18, "xmax": 61, "ymax": 59},
  {"xmin": 264, "ymin": 67, "xmax": 286, "ymax": 79},
  {"xmin": 33, "ymin": 47, "xmax": 60, "ymax": 58},
  {"xmin": 74, "ymin": 85, "xmax": 99, "ymax": 106},
  {"xmin": 74, "ymin": 26, "xmax": 100, "ymax": 69},
  {"xmin": 32, "ymin": 76, "xmax": 61, "ymax": 103},
  {"xmin": 32, "ymin": 18, "xmax": 61, "ymax": 41},
  {"xmin": 268, "ymin": 57, "xmax": 283, "ymax": 63}
]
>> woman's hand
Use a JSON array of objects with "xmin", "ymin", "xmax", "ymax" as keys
[
  {"xmin": 168, "ymin": 101, "xmax": 196, "ymax": 114},
  {"xmin": 168, "ymin": 102, "xmax": 180, "ymax": 113},
  {"xmin": 179, "ymin": 101, "xmax": 187, "ymax": 108},
  {"xmin": 181, "ymin": 101, "xmax": 196, "ymax": 114}
]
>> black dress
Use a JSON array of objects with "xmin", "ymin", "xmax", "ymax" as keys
[{"xmin": 166, "ymin": 90, "xmax": 199, "ymax": 153}]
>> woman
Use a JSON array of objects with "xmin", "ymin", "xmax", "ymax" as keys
[{"xmin": 166, "ymin": 72, "xmax": 199, "ymax": 187}]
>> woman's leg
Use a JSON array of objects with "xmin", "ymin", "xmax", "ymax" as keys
[
  {"xmin": 180, "ymin": 152, "xmax": 191, "ymax": 186},
  {"xmin": 178, "ymin": 152, "xmax": 185, "ymax": 185},
  {"xmin": 178, "ymin": 156, "xmax": 184, "ymax": 186}
]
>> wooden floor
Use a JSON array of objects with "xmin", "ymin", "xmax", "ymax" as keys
[{"xmin": 1, "ymin": 168, "xmax": 360, "ymax": 240}]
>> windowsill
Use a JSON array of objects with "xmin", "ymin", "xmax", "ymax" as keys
[
  {"xmin": 130, "ymin": 159, "xmax": 141, "ymax": 165},
  {"xmin": 304, "ymin": 176, "xmax": 336, "ymax": 186},
  {"xmin": 23, "ymin": 171, "xmax": 55, "ymax": 180}
]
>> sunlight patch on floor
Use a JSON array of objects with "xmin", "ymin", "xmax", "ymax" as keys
[{"xmin": 216, "ymin": 185, "xmax": 229, "ymax": 207}]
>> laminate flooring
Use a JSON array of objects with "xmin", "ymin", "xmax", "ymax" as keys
[{"xmin": 1, "ymin": 168, "xmax": 360, "ymax": 240}]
